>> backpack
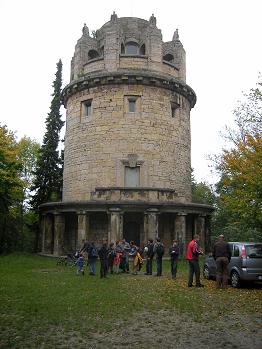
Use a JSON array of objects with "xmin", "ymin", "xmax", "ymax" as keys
[
  {"xmin": 156, "ymin": 243, "xmax": 164, "ymax": 257},
  {"xmin": 90, "ymin": 247, "xmax": 98, "ymax": 258}
]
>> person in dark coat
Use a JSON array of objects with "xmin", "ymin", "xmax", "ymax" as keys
[
  {"xmin": 144, "ymin": 239, "xmax": 154, "ymax": 275},
  {"xmin": 153, "ymin": 238, "xmax": 165, "ymax": 276},
  {"xmin": 98, "ymin": 243, "xmax": 109, "ymax": 278},
  {"xmin": 169, "ymin": 240, "xmax": 180, "ymax": 279},
  {"xmin": 213, "ymin": 235, "xmax": 231, "ymax": 289},
  {"xmin": 107, "ymin": 242, "xmax": 116, "ymax": 274}
]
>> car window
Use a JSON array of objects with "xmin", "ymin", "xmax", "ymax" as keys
[
  {"xmin": 233, "ymin": 245, "xmax": 240, "ymax": 257},
  {"xmin": 246, "ymin": 244, "xmax": 262, "ymax": 258}
]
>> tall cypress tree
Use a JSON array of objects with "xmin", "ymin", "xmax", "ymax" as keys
[{"xmin": 31, "ymin": 60, "xmax": 64, "ymax": 210}]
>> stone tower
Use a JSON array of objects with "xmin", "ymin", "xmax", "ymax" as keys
[{"xmin": 39, "ymin": 14, "xmax": 213, "ymax": 256}]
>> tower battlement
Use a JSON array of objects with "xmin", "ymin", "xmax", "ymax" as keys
[{"xmin": 70, "ymin": 14, "xmax": 186, "ymax": 83}]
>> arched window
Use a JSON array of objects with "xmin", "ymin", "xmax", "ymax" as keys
[
  {"xmin": 88, "ymin": 49, "xmax": 99, "ymax": 60},
  {"xmin": 121, "ymin": 43, "xmax": 125, "ymax": 54},
  {"xmin": 125, "ymin": 42, "xmax": 139, "ymax": 55},
  {"xmin": 163, "ymin": 53, "xmax": 174, "ymax": 63},
  {"xmin": 139, "ymin": 44, "xmax": 146, "ymax": 55}
]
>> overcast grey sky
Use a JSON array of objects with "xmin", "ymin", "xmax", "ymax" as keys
[{"xmin": 0, "ymin": 0, "xmax": 261, "ymax": 184}]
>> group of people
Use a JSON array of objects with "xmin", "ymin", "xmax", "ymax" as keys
[
  {"xmin": 76, "ymin": 237, "xmax": 177, "ymax": 279},
  {"xmin": 75, "ymin": 233, "xmax": 231, "ymax": 288}
]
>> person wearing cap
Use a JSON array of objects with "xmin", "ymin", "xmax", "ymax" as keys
[{"xmin": 212, "ymin": 235, "xmax": 232, "ymax": 289}]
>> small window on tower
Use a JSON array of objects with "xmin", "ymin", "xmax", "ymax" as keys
[
  {"xmin": 124, "ymin": 95, "xmax": 141, "ymax": 116},
  {"xmin": 128, "ymin": 98, "xmax": 136, "ymax": 113},
  {"xmin": 171, "ymin": 102, "xmax": 180, "ymax": 118},
  {"xmin": 125, "ymin": 42, "xmax": 139, "ymax": 55},
  {"xmin": 82, "ymin": 100, "xmax": 92, "ymax": 118}
]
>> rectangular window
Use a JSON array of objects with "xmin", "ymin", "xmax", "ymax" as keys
[
  {"xmin": 124, "ymin": 95, "xmax": 141, "ymax": 117},
  {"xmin": 171, "ymin": 102, "xmax": 180, "ymax": 118},
  {"xmin": 82, "ymin": 99, "xmax": 92, "ymax": 118},
  {"xmin": 124, "ymin": 95, "xmax": 141, "ymax": 116},
  {"xmin": 233, "ymin": 245, "xmax": 240, "ymax": 257},
  {"xmin": 124, "ymin": 166, "xmax": 140, "ymax": 187},
  {"xmin": 128, "ymin": 99, "xmax": 136, "ymax": 113}
]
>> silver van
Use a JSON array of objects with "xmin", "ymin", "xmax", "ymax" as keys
[{"xmin": 203, "ymin": 242, "xmax": 262, "ymax": 287}]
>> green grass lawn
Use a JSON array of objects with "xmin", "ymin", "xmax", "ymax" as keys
[{"xmin": 0, "ymin": 254, "xmax": 261, "ymax": 348}]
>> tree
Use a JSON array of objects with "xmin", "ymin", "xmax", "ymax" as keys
[
  {"xmin": 17, "ymin": 136, "xmax": 40, "ymax": 208},
  {"xmin": 213, "ymin": 79, "xmax": 262, "ymax": 241},
  {"xmin": 15, "ymin": 137, "xmax": 40, "ymax": 251},
  {"xmin": 191, "ymin": 170, "xmax": 216, "ymax": 205},
  {"xmin": 223, "ymin": 80, "xmax": 262, "ymax": 144},
  {"xmin": 0, "ymin": 124, "xmax": 23, "ymax": 252},
  {"xmin": 216, "ymin": 135, "xmax": 262, "ymax": 232},
  {"xmin": 31, "ymin": 60, "xmax": 64, "ymax": 210}
]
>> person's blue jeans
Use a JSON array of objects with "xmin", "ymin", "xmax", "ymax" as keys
[
  {"xmin": 156, "ymin": 257, "xmax": 162, "ymax": 276},
  {"xmin": 88, "ymin": 258, "xmax": 96, "ymax": 275}
]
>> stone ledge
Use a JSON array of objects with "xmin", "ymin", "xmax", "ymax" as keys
[
  {"xmin": 62, "ymin": 70, "xmax": 196, "ymax": 108},
  {"xmin": 39, "ymin": 200, "xmax": 214, "ymax": 215},
  {"xmin": 119, "ymin": 54, "xmax": 148, "ymax": 59},
  {"xmin": 91, "ymin": 187, "xmax": 177, "ymax": 202},
  {"xmin": 162, "ymin": 60, "xmax": 179, "ymax": 71},
  {"xmin": 83, "ymin": 57, "xmax": 104, "ymax": 67}
]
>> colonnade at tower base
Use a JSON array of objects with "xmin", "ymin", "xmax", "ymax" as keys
[{"xmin": 39, "ymin": 201, "xmax": 213, "ymax": 256}]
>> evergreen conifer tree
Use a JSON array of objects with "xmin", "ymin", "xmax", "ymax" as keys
[{"xmin": 31, "ymin": 60, "xmax": 64, "ymax": 210}]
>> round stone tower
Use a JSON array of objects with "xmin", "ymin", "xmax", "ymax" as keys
[{"xmin": 40, "ymin": 13, "xmax": 213, "ymax": 256}]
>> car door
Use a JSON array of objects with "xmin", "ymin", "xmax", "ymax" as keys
[
  {"xmin": 245, "ymin": 244, "xmax": 262, "ymax": 279},
  {"xmin": 228, "ymin": 243, "xmax": 241, "ymax": 275}
]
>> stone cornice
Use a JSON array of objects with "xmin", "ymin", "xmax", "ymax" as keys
[
  {"xmin": 62, "ymin": 70, "xmax": 197, "ymax": 108},
  {"xmin": 39, "ymin": 200, "xmax": 214, "ymax": 214}
]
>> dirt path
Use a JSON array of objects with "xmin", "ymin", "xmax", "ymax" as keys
[
  {"xmin": 48, "ymin": 308, "xmax": 261, "ymax": 349},
  {"xmin": 89, "ymin": 309, "xmax": 262, "ymax": 349}
]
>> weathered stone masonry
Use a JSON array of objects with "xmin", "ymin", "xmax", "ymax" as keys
[{"xmin": 39, "ymin": 13, "xmax": 213, "ymax": 255}]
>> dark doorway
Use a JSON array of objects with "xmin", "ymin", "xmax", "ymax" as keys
[{"xmin": 124, "ymin": 221, "xmax": 140, "ymax": 246}]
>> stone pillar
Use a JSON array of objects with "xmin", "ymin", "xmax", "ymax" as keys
[
  {"xmin": 53, "ymin": 213, "xmax": 65, "ymax": 256},
  {"xmin": 195, "ymin": 215, "xmax": 206, "ymax": 249},
  {"xmin": 174, "ymin": 213, "xmax": 187, "ymax": 256},
  {"xmin": 77, "ymin": 211, "xmax": 89, "ymax": 250},
  {"xmin": 144, "ymin": 208, "xmax": 159, "ymax": 244},
  {"xmin": 42, "ymin": 214, "xmax": 53, "ymax": 254},
  {"xmin": 40, "ymin": 214, "xmax": 46, "ymax": 253},
  {"xmin": 108, "ymin": 208, "xmax": 123, "ymax": 243}
]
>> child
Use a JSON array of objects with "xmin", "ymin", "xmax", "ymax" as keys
[{"xmin": 76, "ymin": 253, "xmax": 84, "ymax": 275}]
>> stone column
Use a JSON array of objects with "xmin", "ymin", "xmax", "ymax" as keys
[
  {"xmin": 77, "ymin": 211, "xmax": 89, "ymax": 250},
  {"xmin": 42, "ymin": 214, "xmax": 53, "ymax": 254},
  {"xmin": 195, "ymin": 215, "xmax": 206, "ymax": 249},
  {"xmin": 144, "ymin": 208, "xmax": 159, "ymax": 244},
  {"xmin": 174, "ymin": 213, "xmax": 187, "ymax": 256},
  {"xmin": 53, "ymin": 213, "xmax": 65, "ymax": 256},
  {"xmin": 40, "ymin": 214, "xmax": 46, "ymax": 253},
  {"xmin": 108, "ymin": 208, "xmax": 123, "ymax": 243}
]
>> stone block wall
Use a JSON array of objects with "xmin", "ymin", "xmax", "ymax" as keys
[{"xmin": 63, "ymin": 82, "xmax": 192, "ymax": 203}]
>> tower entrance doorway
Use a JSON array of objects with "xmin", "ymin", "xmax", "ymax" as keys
[{"xmin": 123, "ymin": 213, "xmax": 143, "ymax": 246}]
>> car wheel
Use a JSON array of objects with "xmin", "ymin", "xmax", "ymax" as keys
[
  {"xmin": 231, "ymin": 271, "xmax": 241, "ymax": 288},
  {"xmin": 203, "ymin": 265, "xmax": 210, "ymax": 280}
]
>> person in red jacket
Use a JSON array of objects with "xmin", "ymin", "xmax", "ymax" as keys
[{"xmin": 186, "ymin": 234, "xmax": 204, "ymax": 287}]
